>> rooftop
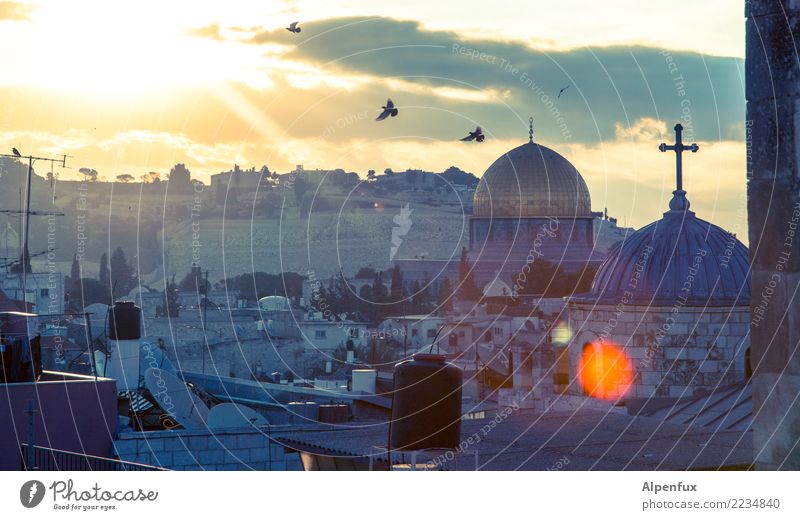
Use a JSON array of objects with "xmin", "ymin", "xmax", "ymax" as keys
[{"xmin": 275, "ymin": 408, "xmax": 752, "ymax": 470}]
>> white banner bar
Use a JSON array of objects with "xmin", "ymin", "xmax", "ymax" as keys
[{"xmin": 1, "ymin": 471, "xmax": 797, "ymax": 519}]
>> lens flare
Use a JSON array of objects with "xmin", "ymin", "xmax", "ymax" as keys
[{"xmin": 578, "ymin": 342, "xmax": 632, "ymax": 400}]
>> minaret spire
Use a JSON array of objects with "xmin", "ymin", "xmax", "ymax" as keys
[{"xmin": 528, "ymin": 117, "xmax": 534, "ymax": 143}]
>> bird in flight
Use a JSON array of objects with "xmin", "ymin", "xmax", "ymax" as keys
[
  {"xmin": 460, "ymin": 126, "xmax": 485, "ymax": 142},
  {"xmin": 286, "ymin": 22, "xmax": 301, "ymax": 33},
  {"xmin": 376, "ymin": 99, "xmax": 398, "ymax": 121},
  {"xmin": 12, "ymin": 147, "xmax": 21, "ymax": 157},
  {"xmin": 557, "ymin": 85, "xmax": 570, "ymax": 99}
]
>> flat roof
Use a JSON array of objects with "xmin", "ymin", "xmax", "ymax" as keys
[{"xmin": 275, "ymin": 409, "xmax": 752, "ymax": 470}]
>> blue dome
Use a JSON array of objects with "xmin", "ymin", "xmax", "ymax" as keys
[{"xmin": 584, "ymin": 191, "xmax": 751, "ymax": 306}]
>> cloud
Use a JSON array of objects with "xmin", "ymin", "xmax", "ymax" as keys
[
  {"xmin": 184, "ymin": 24, "xmax": 223, "ymax": 41},
  {"xmin": 0, "ymin": 1, "xmax": 33, "ymax": 22},
  {"xmin": 225, "ymin": 16, "xmax": 745, "ymax": 145}
]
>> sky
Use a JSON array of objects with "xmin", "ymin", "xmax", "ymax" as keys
[{"xmin": 0, "ymin": 0, "xmax": 747, "ymax": 230}]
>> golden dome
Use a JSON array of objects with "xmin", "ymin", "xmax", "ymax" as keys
[{"xmin": 472, "ymin": 141, "xmax": 592, "ymax": 218}]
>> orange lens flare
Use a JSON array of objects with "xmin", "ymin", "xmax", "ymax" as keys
[{"xmin": 578, "ymin": 342, "xmax": 633, "ymax": 400}]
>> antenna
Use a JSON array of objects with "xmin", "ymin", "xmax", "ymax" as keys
[{"xmin": 0, "ymin": 149, "xmax": 69, "ymax": 308}]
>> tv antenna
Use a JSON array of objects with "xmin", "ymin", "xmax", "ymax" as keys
[{"xmin": 0, "ymin": 149, "xmax": 69, "ymax": 308}]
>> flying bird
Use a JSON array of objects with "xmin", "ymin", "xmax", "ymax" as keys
[
  {"xmin": 286, "ymin": 22, "xmax": 301, "ymax": 33},
  {"xmin": 375, "ymin": 99, "xmax": 398, "ymax": 121},
  {"xmin": 557, "ymin": 85, "xmax": 570, "ymax": 99},
  {"xmin": 460, "ymin": 126, "xmax": 485, "ymax": 142},
  {"xmin": 12, "ymin": 147, "xmax": 21, "ymax": 157}
]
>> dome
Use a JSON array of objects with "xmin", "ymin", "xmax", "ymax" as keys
[
  {"xmin": 258, "ymin": 295, "xmax": 290, "ymax": 311},
  {"xmin": 585, "ymin": 192, "xmax": 751, "ymax": 306},
  {"xmin": 473, "ymin": 141, "xmax": 592, "ymax": 218},
  {"xmin": 482, "ymin": 277, "xmax": 511, "ymax": 298}
]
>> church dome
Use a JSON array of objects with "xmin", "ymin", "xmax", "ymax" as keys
[
  {"xmin": 586, "ymin": 192, "xmax": 751, "ymax": 306},
  {"xmin": 473, "ymin": 141, "xmax": 592, "ymax": 218}
]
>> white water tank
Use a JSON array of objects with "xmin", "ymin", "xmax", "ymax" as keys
[
  {"xmin": 101, "ymin": 301, "xmax": 142, "ymax": 392},
  {"xmin": 352, "ymin": 369, "xmax": 376, "ymax": 394}
]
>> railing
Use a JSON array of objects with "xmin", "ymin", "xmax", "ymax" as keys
[{"xmin": 20, "ymin": 444, "xmax": 167, "ymax": 471}]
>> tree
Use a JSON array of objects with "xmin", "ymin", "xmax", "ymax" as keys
[
  {"xmin": 116, "ymin": 174, "xmax": 135, "ymax": 183},
  {"xmin": 389, "ymin": 265, "xmax": 404, "ymax": 314},
  {"xmin": 70, "ymin": 253, "xmax": 81, "ymax": 282},
  {"xmin": 440, "ymin": 166, "xmax": 479, "ymax": 187},
  {"xmin": 159, "ymin": 275, "xmax": 180, "ymax": 317},
  {"xmin": 109, "ymin": 247, "xmax": 136, "ymax": 295},
  {"xmin": 371, "ymin": 271, "xmax": 386, "ymax": 303},
  {"xmin": 69, "ymin": 278, "xmax": 111, "ymax": 310},
  {"xmin": 167, "ymin": 163, "xmax": 193, "ymax": 193},
  {"xmin": 367, "ymin": 169, "xmax": 376, "ymax": 181},
  {"xmin": 78, "ymin": 167, "xmax": 98, "ymax": 181},
  {"xmin": 98, "ymin": 252, "xmax": 110, "ymax": 288},
  {"xmin": 293, "ymin": 174, "xmax": 309, "ymax": 203},
  {"xmin": 457, "ymin": 247, "xmax": 480, "ymax": 301},
  {"xmin": 178, "ymin": 266, "xmax": 205, "ymax": 293},
  {"xmin": 438, "ymin": 277, "xmax": 454, "ymax": 313}
]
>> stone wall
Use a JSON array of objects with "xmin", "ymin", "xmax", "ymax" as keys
[
  {"xmin": 746, "ymin": 0, "xmax": 800, "ymax": 469},
  {"xmin": 567, "ymin": 303, "xmax": 749, "ymax": 398},
  {"xmin": 114, "ymin": 426, "xmax": 303, "ymax": 471}
]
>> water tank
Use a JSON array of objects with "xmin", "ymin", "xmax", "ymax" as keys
[
  {"xmin": 104, "ymin": 301, "xmax": 142, "ymax": 392},
  {"xmin": 107, "ymin": 301, "xmax": 141, "ymax": 340},
  {"xmin": 390, "ymin": 353, "xmax": 462, "ymax": 451},
  {"xmin": 352, "ymin": 369, "xmax": 377, "ymax": 393}
]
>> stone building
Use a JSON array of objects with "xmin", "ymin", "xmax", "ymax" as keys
[{"xmin": 564, "ymin": 125, "xmax": 751, "ymax": 400}]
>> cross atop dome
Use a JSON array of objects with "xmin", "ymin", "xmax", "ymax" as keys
[{"xmin": 659, "ymin": 123, "xmax": 699, "ymax": 212}]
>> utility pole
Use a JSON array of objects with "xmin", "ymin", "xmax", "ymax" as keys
[
  {"xmin": 24, "ymin": 400, "xmax": 38, "ymax": 470},
  {"xmin": 201, "ymin": 269, "xmax": 210, "ymax": 374}
]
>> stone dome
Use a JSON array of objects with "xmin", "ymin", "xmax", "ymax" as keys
[
  {"xmin": 586, "ymin": 192, "xmax": 751, "ymax": 306},
  {"xmin": 472, "ymin": 141, "xmax": 592, "ymax": 218}
]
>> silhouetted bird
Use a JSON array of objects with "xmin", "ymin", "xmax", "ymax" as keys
[
  {"xmin": 286, "ymin": 22, "xmax": 301, "ymax": 33},
  {"xmin": 557, "ymin": 85, "xmax": 570, "ymax": 99},
  {"xmin": 460, "ymin": 126, "xmax": 485, "ymax": 142},
  {"xmin": 12, "ymin": 148, "xmax": 21, "ymax": 157},
  {"xmin": 376, "ymin": 99, "xmax": 398, "ymax": 121}
]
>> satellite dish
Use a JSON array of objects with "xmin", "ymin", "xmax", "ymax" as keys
[
  {"xmin": 524, "ymin": 319, "xmax": 537, "ymax": 332},
  {"xmin": 207, "ymin": 403, "xmax": 269, "ymax": 430},
  {"xmin": 143, "ymin": 368, "xmax": 210, "ymax": 429}
]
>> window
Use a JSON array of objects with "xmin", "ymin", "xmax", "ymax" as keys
[
  {"xmin": 493, "ymin": 326, "xmax": 503, "ymax": 337},
  {"xmin": 315, "ymin": 330, "xmax": 327, "ymax": 339},
  {"xmin": 448, "ymin": 333, "xmax": 458, "ymax": 347},
  {"xmin": 349, "ymin": 328, "xmax": 359, "ymax": 338},
  {"xmin": 411, "ymin": 329, "xmax": 418, "ymax": 337},
  {"xmin": 40, "ymin": 288, "xmax": 49, "ymax": 297},
  {"xmin": 426, "ymin": 328, "xmax": 437, "ymax": 338}
]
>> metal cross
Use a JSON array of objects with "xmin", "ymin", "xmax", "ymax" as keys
[{"xmin": 659, "ymin": 123, "xmax": 698, "ymax": 191}]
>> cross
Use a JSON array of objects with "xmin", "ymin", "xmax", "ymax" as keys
[{"xmin": 659, "ymin": 123, "xmax": 698, "ymax": 191}]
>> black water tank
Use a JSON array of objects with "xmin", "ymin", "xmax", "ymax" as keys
[
  {"xmin": 107, "ymin": 301, "xmax": 141, "ymax": 340},
  {"xmin": 390, "ymin": 353, "xmax": 462, "ymax": 451}
]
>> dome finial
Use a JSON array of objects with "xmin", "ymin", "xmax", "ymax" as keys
[
  {"xmin": 528, "ymin": 117, "xmax": 534, "ymax": 143},
  {"xmin": 659, "ymin": 123, "xmax": 699, "ymax": 213}
]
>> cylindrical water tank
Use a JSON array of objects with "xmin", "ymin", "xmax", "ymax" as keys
[
  {"xmin": 107, "ymin": 301, "xmax": 141, "ymax": 340},
  {"xmin": 390, "ymin": 353, "xmax": 462, "ymax": 451},
  {"xmin": 106, "ymin": 301, "xmax": 142, "ymax": 392}
]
